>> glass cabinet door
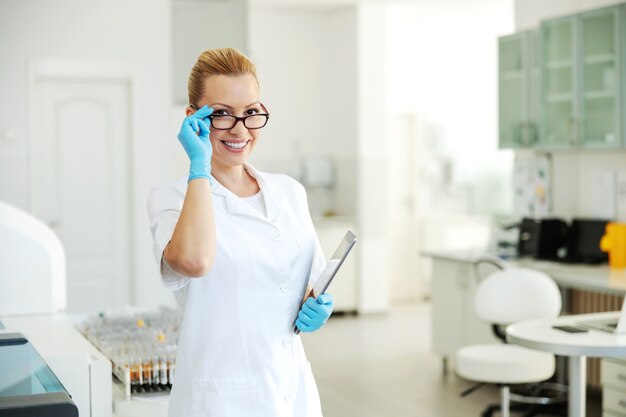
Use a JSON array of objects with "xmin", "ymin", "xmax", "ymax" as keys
[
  {"xmin": 499, "ymin": 32, "xmax": 529, "ymax": 148},
  {"xmin": 540, "ymin": 16, "xmax": 577, "ymax": 148},
  {"xmin": 579, "ymin": 6, "xmax": 621, "ymax": 148}
]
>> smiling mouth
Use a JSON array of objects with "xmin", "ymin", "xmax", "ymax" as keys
[{"xmin": 221, "ymin": 140, "xmax": 250, "ymax": 150}]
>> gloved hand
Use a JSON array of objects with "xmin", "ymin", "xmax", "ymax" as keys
[
  {"xmin": 177, "ymin": 105, "xmax": 213, "ymax": 182},
  {"xmin": 295, "ymin": 293, "xmax": 334, "ymax": 333}
]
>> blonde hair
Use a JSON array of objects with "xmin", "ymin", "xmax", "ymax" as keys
[{"xmin": 188, "ymin": 48, "xmax": 258, "ymax": 106}]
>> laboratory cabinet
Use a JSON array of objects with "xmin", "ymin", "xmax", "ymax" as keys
[
  {"xmin": 499, "ymin": 4, "xmax": 624, "ymax": 151},
  {"xmin": 499, "ymin": 29, "xmax": 540, "ymax": 149},
  {"xmin": 539, "ymin": 14, "xmax": 577, "ymax": 149},
  {"xmin": 601, "ymin": 358, "xmax": 626, "ymax": 417},
  {"xmin": 539, "ymin": 5, "xmax": 622, "ymax": 150},
  {"xmin": 578, "ymin": 6, "xmax": 622, "ymax": 149}
]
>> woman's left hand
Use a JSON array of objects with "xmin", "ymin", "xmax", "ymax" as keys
[{"xmin": 295, "ymin": 293, "xmax": 334, "ymax": 333}]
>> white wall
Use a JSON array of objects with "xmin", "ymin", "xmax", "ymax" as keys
[
  {"xmin": 247, "ymin": 5, "xmax": 358, "ymax": 218},
  {"xmin": 356, "ymin": 4, "xmax": 389, "ymax": 312},
  {"xmin": 248, "ymin": 4, "xmax": 390, "ymax": 313},
  {"xmin": 551, "ymin": 152, "xmax": 626, "ymax": 221},
  {"xmin": 0, "ymin": 0, "xmax": 175, "ymax": 309},
  {"xmin": 321, "ymin": 7, "xmax": 359, "ymax": 218},
  {"xmin": 385, "ymin": 2, "xmax": 515, "ymax": 217},
  {"xmin": 172, "ymin": 0, "xmax": 248, "ymax": 104},
  {"xmin": 248, "ymin": 7, "xmax": 330, "ymax": 164},
  {"xmin": 515, "ymin": 0, "xmax": 626, "ymax": 222}
]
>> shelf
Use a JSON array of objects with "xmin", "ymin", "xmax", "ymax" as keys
[
  {"xmin": 546, "ymin": 93, "xmax": 573, "ymax": 103},
  {"xmin": 500, "ymin": 71, "xmax": 524, "ymax": 80},
  {"xmin": 584, "ymin": 53, "xmax": 615, "ymax": 65},
  {"xmin": 546, "ymin": 60, "xmax": 573, "ymax": 70},
  {"xmin": 585, "ymin": 90, "xmax": 615, "ymax": 100}
]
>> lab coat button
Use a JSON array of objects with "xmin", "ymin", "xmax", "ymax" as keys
[
  {"xmin": 279, "ymin": 283, "xmax": 289, "ymax": 293},
  {"xmin": 282, "ymin": 337, "xmax": 291, "ymax": 347},
  {"xmin": 284, "ymin": 392, "xmax": 292, "ymax": 402},
  {"xmin": 271, "ymin": 232, "xmax": 280, "ymax": 241}
]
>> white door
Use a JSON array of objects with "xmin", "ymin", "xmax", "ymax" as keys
[{"xmin": 30, "ymin": 77, "xmax": 131, "ymax": 314}]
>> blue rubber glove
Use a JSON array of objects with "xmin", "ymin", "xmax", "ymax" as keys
[
  {"xmin": 177, "ymin": 105, "xmax": 213, "ymax": 182},
  {"xmin": 295, "ymin": 293, "xmax": 334, "ymax": 333}
]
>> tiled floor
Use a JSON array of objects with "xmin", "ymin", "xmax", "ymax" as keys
[{"xmin": 302, "ymin": 303, "xmax": 601, "ymax": 417}]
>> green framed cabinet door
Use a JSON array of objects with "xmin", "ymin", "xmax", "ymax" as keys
[
  {"xmin": 579, "ymin": 5, "xmax": 621, "ymax": 149},
  {"xmin": 539, "ymin": 15, "xmax": 578, "ymax": 149},
  {"xmin": 499, "ymin": 30, "xmax": 539, "ymax": 148}
]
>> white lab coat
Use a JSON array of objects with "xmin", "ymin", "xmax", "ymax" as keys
[{"xmin": 147, "ymin": 163, "xmax": 326, "ymax": 417}]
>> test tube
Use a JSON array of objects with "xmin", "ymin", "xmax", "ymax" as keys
[
  {"xmin": 168, "ymin": 355, "xmax": 175, "ymax": 387},
  {"xmin": 130, "ymin": 356, "xmax": 140, "ymax": 393},
  {"xmin": 152, "ymin": 353, "xmax": 160, "ymax": 387},
  {"xmin": 159, "ymin": 354, "xmax": 168, "ymax": 387},
  {"xmin": 142, "ymin": 355, "xmax": 152, "ymax": 390},
  {"xmin": 137, "ymin": 356, "xmax": 144, "ymax": 390}
]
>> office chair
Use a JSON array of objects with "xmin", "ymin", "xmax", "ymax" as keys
[
  {"xmin": 455, "ymin": 257, "xmax": 567, "ymax": 417},
  {"xmin": 0, "ymin": 200, "xmax": 67, "ymax": 315}
]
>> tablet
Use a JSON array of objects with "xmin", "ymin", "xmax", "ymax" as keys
[
  {"xmin": 294, "ymin": 230, "xmax": 357, "ymax": 334},
  {"xmin": 552, "ymin": 325, "xmax": 588, "ymax": 333}
]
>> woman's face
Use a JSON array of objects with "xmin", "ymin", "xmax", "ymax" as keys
[{"xmin": 188, "ymin": 74, "xmax": 263, "ymax": 170}]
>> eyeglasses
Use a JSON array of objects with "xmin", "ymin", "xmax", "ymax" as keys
[{"xmin": 190, "ymin": 103, "xmax": 270, "ymax": 130}]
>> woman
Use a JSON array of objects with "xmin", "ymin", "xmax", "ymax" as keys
[{"xmin": 147, "ymin": 48, "xmax": 333, "ymax": 417}]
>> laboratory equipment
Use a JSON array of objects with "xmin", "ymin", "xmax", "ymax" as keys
[
  {"xmin": 565, "ymin": 218, "xmax": 609, "ymax": 264},
  {"xmin": 0, "ymin": 332, "xmax": 78, "ymax": 417},
  {"xmin": 77, "ymin": 306, "xmax": 181, "ymax": 397},
  {"xmin": 0, "ymin": 200, "xmax": 66, "ymax": 316},
  {"xmin": 517, "ymin": 217, "xmax": 568, "ymax": 260}
]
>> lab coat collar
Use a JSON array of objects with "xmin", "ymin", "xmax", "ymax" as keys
[{"xmin": 210, "ymin": 163, "xmax": 284, "ymax": 223}]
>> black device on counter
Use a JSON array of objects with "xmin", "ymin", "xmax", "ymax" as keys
[
  {"xmin": 517, "ymin": 217, "xmax": 569, "ymax": 260},
  {"xmin": 0, "ymin": 333, "xmax": 78, "ymax": 417},
  {"xmin": 563, "ymin": 218, "xmax": 609, "ymax": 264}
]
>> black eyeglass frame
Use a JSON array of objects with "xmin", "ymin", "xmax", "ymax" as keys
[{"xmin": 189, "ymin": 103, "xmax": 270, "ymax": 130}]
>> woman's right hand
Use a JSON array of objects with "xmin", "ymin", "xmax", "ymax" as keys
[{"xmin": 177, "ymin": 105, "xmax": 214, "ymax": 181}]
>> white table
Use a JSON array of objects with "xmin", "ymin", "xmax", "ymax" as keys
[{"xmin": 507, "ymin": 312, "xmax": 626, "ymax": 417}]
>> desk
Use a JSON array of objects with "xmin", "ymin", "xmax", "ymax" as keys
[
  {"xmin": 507, "ymin": 312, "xmax": 626, "ymax": 417},
  {"xmin": 424, "ymin": 249, "xmax": 626, "ymax": 369}
]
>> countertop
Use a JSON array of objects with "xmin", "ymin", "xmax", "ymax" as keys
[{"xmin": 422, "ymin": 249, "xmax": 626, "ymax": 294}]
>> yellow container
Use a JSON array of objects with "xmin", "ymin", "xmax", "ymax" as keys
[{"xmin": 600, "ymin": 223, "xmax": 626, "ymax": 269}]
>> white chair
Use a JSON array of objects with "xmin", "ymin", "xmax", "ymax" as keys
[
  {"xmin": 455, "ymin": 258, "xmax": 565, "ymax": 417},
  {"xmin": 0, "ymin": 200, "xmax": 67, "ymax": 316}
]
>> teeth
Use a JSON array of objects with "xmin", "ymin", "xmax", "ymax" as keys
[{"xmin": 224, "ymin": 141, "xmax": 247, "ymax": 149}]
